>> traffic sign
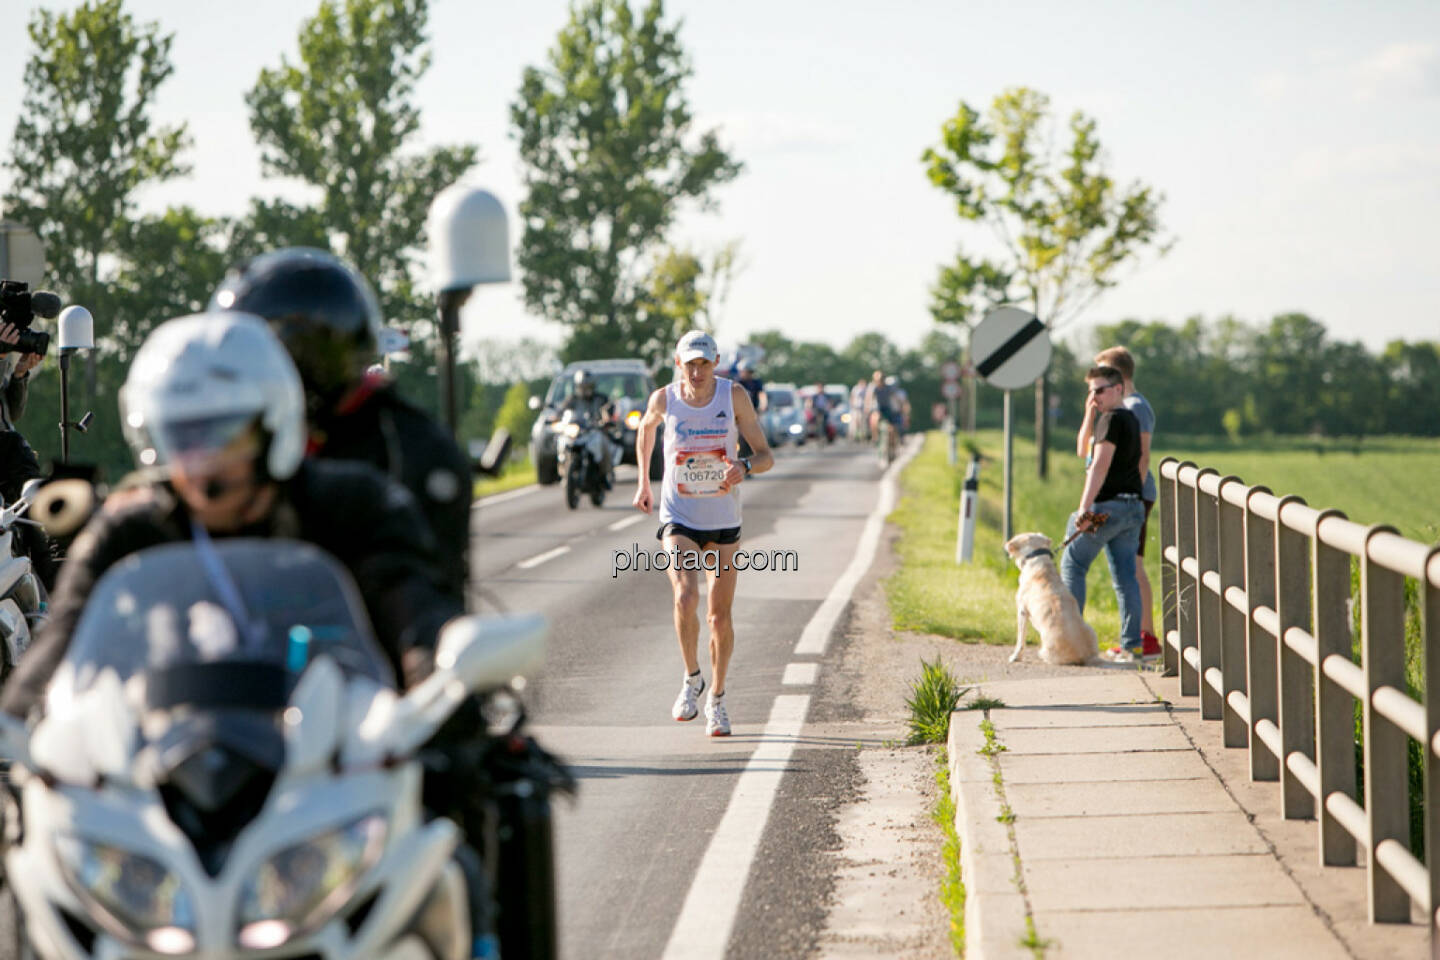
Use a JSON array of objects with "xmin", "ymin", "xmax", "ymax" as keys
[
  {"xmin": 972, "ymin": 306, "xmax": 1051, "ymax": 391},
  {"xmin": 941, "ymin": 360, "xmax": 961, "ymax": 382},
  {"xmin": 941, "ymin": 380, "xmax": 961, "ymax": 399}
]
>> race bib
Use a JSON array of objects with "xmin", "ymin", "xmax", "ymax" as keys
[{"xmin": 675, "ymin": 449, "xmax": 728, "ymax": 497}]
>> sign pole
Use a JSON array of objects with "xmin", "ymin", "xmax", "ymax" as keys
[{"xmin": 1003, "ymin": 389, "xmax": 1013, "ymax": 543}]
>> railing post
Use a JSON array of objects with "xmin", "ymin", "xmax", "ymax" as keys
[
  {"xmin": 1196, "ymin": 468, "xmax": 1222, "ymax": 721},
  {"xmin": 1176, "ymin": 462, "xmax": 1200, "ymax": 697},
  {"xmin": 1314, "ymin": 510, "xmax": 1357, "ymax": 867},
  {"xmin": 1218, "ymin": 476, "xmax": 1248, "ymax": 748},
  {"xmin": 1275, "ymin": 496, "xmax": 1316, "ymax": 819},
  {"xmin": 1245, "ymin": 486, "xmax": 1278, "ymax": 780},
  {"xmin": 1160, "ymin": 458, "xmax": 1180, "ymax": 678},
  {"xmin": 1422, "ymin": 547, "xmax": 1440, "ymax": 954},
  {"xmin": 1361, "ymin": 524, "xmax": 1409, "ymax": 923}
]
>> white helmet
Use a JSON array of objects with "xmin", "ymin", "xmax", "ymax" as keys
[{"xmin": 120, "ymin": 312, "xmax": 306, "ymax": 480}]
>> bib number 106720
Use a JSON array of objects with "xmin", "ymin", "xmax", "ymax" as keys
[{"xmin": 675, "ymin": 450, "xmax": 728, "ymax": 497}]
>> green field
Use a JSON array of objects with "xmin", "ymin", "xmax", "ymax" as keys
[{"xmin": 884, "ymin": 431, "xmax": 1440, "ymax": 650}]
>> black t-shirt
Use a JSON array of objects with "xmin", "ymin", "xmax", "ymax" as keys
[{"xmin": 1094, "ymin": 407, "xmax": 1143, "ymax": 502}]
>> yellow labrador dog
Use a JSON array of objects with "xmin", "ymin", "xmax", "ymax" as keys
[{"xmin": 1003, "ymin": 532, "xmax": 1099, "ymax": 665}]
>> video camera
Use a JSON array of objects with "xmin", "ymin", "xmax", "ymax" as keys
[{"xmin": 0, "ymin": 280, "xmax": 60, "ymax": 355}]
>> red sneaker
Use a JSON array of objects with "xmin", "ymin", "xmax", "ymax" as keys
[{"xmin": 1140, "ymin": 631, "xmax": 1161, "ymax": 658}]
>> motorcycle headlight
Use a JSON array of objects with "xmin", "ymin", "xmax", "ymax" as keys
[
  {"xmin": 625, "ymin": 410, "xmax": 642, "ymax": 430},
  {"xmin": 788, "ymin": 423, "xmax": 803, "ymax": 434},
  {"xmin": 563, "ymin": 423, "xmax": 581, "ymax": 438},
  {"xmin": 237, "ymin": 814, "xmax": 386, "ymax": 948},
  {"xmin": 54, "ymin": 836, "xmax": 196, "ymax": 952}
]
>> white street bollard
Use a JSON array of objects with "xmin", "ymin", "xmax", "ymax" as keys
[{"xmin": 956, "ymin": 456, "xmax": 980, "ymax": 563}]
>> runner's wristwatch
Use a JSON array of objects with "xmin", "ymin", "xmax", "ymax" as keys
[{"xmin": 741, "ymin": 456, "xmax": 752, "ymax": 477}]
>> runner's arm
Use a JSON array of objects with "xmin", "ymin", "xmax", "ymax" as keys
[
  {"xmin": 732, "ymin": 384, "xmax": 774, "ymax": 475},
  {"xmin": 635, "ymin": 387, "xmax": 666, "ymax": 485}
]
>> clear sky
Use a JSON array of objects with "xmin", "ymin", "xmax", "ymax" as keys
[{"xmin": 2, "ymin": 0, "xmax": 1438, "ymax": 358}]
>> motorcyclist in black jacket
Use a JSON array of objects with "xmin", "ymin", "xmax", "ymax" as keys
[
  {"xmin": 560, "ymin": 369, "xmax": 618, "ymax": 489},
  {"xmin": 209, "ymin": 248, "xmax": 471, "ymax": 600},
  {"xmin": 0, "ymin": 311, "xmax": 461, "ymax": 720}
]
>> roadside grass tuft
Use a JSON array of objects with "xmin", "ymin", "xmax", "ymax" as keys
[
  {"xmin": 905, "ymin": 657, "xmax": 969, "ymax": 746},
  {"xmin": 932, "ymin": 749, "xmax": 965, "ymax": 957}
]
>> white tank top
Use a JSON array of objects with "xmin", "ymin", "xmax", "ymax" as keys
[{"xmin": 660, "ymin": 377, "xmax": 741, "ymax": 529}]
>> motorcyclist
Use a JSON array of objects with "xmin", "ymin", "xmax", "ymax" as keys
[
  {"xmin": 209, "ymin": 248, "xmax": 471, "ymax": 600},
  {"xmin": 560, "ymin": 369, "xmax": 619, "ymax": 488},
  {"xmin": 0, "ymin": 312, "xmax": 462, "ymax": 721}
]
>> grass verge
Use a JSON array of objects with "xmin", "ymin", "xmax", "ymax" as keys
[
  {"xmin": 933, "ymin": 748, "xmax": 965, "ymax": 957},
  {"xmin": 473, "ymin": 458, "xmax": 537, "ymax": 499}
]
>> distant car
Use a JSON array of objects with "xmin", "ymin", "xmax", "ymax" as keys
[
  {"xmin": 530, "ymin": 359, "xmax": 663, "ymax": 485},
  {"xmin": 761, "ymin": 382, "xmax": 806, "ymax": 447}
]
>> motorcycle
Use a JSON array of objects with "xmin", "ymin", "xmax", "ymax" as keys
[
  {"xmin": 0, "ymin": 480, "xmax": 48, "ymax": 686},
  {"xmin": 0, "ymin": 538, "xmax": 555, "ymax": 960},
  {"xmin": 552, "ymin": 409, "xmax": 614, "ymax": 510}
]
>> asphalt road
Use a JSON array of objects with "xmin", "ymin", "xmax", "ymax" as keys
[{"xmin": 470, "ymin": 439, "xmax": 898, "ymax": 959}]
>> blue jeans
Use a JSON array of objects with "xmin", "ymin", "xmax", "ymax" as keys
[{"xmin": 1060, "ymin": 498, "xmax": 1145, "ymax": 649}]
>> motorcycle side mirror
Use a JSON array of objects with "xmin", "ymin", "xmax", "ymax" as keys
[
  {"xmin": 374, "ymin": 613, "xmax": 548, "ymax": 760},
  {"xmin": 0, "ymin": 711, "xmax": 31, "ymax": 772},
  {"xmin": 469, "ymin": 429, "xmax": 511, "ymax": 477}
]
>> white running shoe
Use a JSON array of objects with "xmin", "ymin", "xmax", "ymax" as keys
[
  {"xmin": 672, "ymin": 672, "xmax": 705, "ymax": 721},
  {"xmin": 705, "ymin": 692, "xmax": 731, "ymax": 737}
]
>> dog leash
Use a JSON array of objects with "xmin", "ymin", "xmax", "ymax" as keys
[{"xmin": 1059, "ymin": 510, "xmax": 1109, "ymax": 550}]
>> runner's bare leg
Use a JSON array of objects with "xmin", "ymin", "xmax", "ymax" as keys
[
  {"xmin": 705, "ymin": 541, "xmax": 742, "ymax": 695},
  {"xmin": 664, "ymin": 534, "xmax": 703, "ymax": 674}
]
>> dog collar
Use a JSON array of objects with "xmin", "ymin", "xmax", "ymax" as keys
[{"xmin": 1021, "ymin": 548, "xmax": 1054, "ymax": 563}]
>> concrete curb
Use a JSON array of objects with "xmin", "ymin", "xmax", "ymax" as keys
[{"xmin": 948, "ymin": 709, "xmax": 1031, "ymax": 960}]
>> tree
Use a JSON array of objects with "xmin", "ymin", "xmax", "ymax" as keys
[
  {"xmin": 3, "ymin": 0, "xmax": 192, "ymax": 477},
  {"xmin": 245, "ymin": 0, "xmax": 478, "ymax": 337},
  {"xmin": 511, "ymin": 0, "xmax": 742, "ymax": 368},
  {"xmin": 923, "ymin": 87, "xmax": 1169, "ymax": 476},
  {"xmin": 3, "ymin": 0, "xmax": 190, "ymax": 305}
]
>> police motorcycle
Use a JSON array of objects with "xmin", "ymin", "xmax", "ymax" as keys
[
  {"xmin": 551, "ymin": 408, "xmax": 614, "ymax": 510},
  {"xmin": 0, "ymin": 538, "xmax": 550, "ymax": 960}
]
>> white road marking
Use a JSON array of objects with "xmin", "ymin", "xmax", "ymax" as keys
[
  {"xmin": 607, "ymin": 514, "xmax": 646, "ymax": 532},
  {"xmin": 515, "ymin": 545, "xmax": 570, "ymax": 570},
  {"xmin": 782, "ymin": 662, "xmax": 819, "ymax": 686},
  {"xmin": 473, "ymin": 484, "xmax": 541, "ymax": 508},
  {"xmin": 792, "ymin": 437, "xmax": 918, "ymax": 655},
  {"xmin": 660, "ymin": 694, "xmax": 811, "ymax": 960}
]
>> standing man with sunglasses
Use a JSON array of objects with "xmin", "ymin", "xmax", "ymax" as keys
[{"xmin": 1062, "ymin": 365, "xmax": 1146, "ymax": 662}]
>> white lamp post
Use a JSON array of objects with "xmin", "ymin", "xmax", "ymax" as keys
[
  {"xmin": 426, "ymin": 185, "xmax": 511, "ymax": 436},
  {"xmin": 56, "ymin": 305, "xmax": 94, "ymax": 463}
]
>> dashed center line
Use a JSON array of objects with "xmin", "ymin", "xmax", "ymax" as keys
[
  {"xmin": 782, "ymin": 662, "xmax": 819, "ymax": 686},
  {"xmin": 607, "ymin": 514, "xmax": 646, "ymax": 532},
  {"xmin": 516, "ymin": 545, "xmax": 571, "ymax": 570}
]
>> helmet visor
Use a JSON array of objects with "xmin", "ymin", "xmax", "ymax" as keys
[{"xmin": 150, "ymin": 413, "xmax": 261, "ymax": 468}]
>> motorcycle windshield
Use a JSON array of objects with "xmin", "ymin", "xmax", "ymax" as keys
[{"xmin": 57, "ymin": 539, "xmax": 394, "ymax": 709}]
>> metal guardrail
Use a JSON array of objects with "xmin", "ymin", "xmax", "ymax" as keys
[{"xmin": 1159, "ymin": 456, "xmax": 1440, "ymax": 942}]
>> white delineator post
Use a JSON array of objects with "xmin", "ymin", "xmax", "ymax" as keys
[{"xmin": 956, "ymin": 455, "xmax": 980, "ymax": 563}]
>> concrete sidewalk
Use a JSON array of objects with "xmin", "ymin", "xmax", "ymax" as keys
[{"xmin": 948, "ymin": 670, "xmax": 1427, "ymax": 960}]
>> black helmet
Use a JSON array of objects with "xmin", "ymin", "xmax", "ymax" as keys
[
  {"xmin": 210, "ymin": 248, "xmax": 382, "ymax": 416},
  {"xmin": 573, "ymin": 369, "xmax": 595, "ymax": 398}
]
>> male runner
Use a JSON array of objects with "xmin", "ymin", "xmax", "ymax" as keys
[{"xmin": 633, "ymin": 331, "xmax": 773, "ymax": 736}]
